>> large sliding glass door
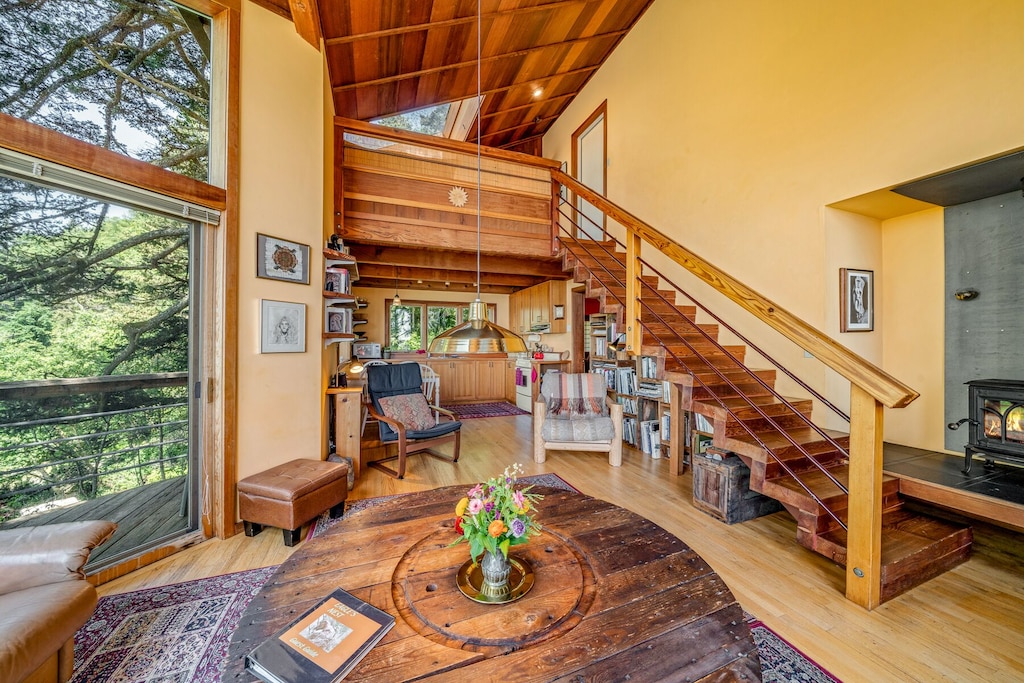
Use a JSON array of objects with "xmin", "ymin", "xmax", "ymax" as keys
[{"xmin": 0, "ymin": 173, "xmax": 205, "ymax": 570}]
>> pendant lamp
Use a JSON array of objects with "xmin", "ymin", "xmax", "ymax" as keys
[
  {"xmin": 392, "ymin": 266, "xmax": 401, "ymax": 307},
  {"xmin": 428, "ymin": 1, "xmax": 526, "ymax": 355}
]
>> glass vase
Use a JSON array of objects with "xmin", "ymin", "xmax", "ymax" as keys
[{"xmin": 479, "ymin": 549, "xmax": 512, "ymax": 599}]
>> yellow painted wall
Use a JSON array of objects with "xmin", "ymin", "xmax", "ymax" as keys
[
  {"xmin": 543, "ymin": 0, "xmax": 1024, "ymax": 451},
  {"xmin": 236, "ymin": 3, "xmax": 326, "ymax": 481}
]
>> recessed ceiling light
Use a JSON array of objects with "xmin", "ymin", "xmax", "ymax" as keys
[{"xmin": 532, "ymin": 87, "xmax": 543, "ymax": 98}]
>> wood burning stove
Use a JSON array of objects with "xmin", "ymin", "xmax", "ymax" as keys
[{"xmin": 948, "ymin": 379, "xmax": 1024, "ymax": 473}]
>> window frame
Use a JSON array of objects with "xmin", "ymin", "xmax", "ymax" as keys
[{"xmin": 385, "ymin": 299, "xmax": 497, "ymax": 352}]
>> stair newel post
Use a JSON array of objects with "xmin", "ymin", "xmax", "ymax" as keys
[
  {"xmin": 846, "ymin": 383, "xmax": 884, "ymax": 609},
  {"xmin": 625, "ymin": 229, "xmax": 642, "ymax": 353}
]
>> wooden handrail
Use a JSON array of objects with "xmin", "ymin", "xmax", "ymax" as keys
[
  {"xmin": 554, "ymin": 169, "xmax": 918, "ymax": 410},
  {"xmin": 334, "ymin": 116, "xmax": 562, "ymax": 171}
]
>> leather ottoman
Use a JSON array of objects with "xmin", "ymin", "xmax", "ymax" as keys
[{"xmin": 238, "ymin": 458, "xmax": 349, "ymax": 546}]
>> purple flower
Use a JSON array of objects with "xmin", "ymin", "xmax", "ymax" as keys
[
  {"xmin": 510, "ymin": 518, "xmax": 527, "ymax": 538},
  {"xmin": 485, "ymin": 501, "xmax": 494, "ymax": 512}
]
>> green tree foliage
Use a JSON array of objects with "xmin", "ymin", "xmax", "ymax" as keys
[{"xmin": 0, "ymin": 0, "xmax": 207, "ymax": 516}]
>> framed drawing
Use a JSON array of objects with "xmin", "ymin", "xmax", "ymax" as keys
[
  {"xmin": 840, "ymin": 268, "xmax": 873, "ymax": 332},
  {"xmin": 261, "ymin": 300, "xmax": 306, "ymax": 353},
  {"xmin": 553, "ymin": 304, "xmax": 565, "ymax": 320},
  {"xmin": 257, "ymin": 233, "xmax": 310, "ymax": 284}
]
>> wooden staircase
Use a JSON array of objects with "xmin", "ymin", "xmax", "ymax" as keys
[{"xmin": 561, "ymin": 237, "xmax": 972, "ymax": 603}]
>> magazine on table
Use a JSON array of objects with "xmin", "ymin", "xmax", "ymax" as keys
[{"xmin": 246, "ymin": 587, "xmax": 395, "ymax": 683}]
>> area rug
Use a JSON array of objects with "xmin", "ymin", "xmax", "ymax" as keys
[
  {"xmin": 746, "ymin": 615, "xmax": 841, "ymax": 682},
  {"xmin": 440, "ymin": 401, "xmax": 529, "ymax": 419},
  {"xmin": 71, "ymin": 565, "xmax": 278, "ymax": 683}
]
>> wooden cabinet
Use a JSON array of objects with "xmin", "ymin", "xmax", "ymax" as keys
[
  {"xmin": 426, "ymin": 358, "xmax": 511, "ymax": 402},
  {"xmin": 504, "ymin": 359, "xmax": 517, "ymax": 403},
  {"xmin": 510, "ymin": 281, "xmax": 567, "ymax": 334},
  {"xmin": 475, "ymin": 360, "xmax": 506, "ymax": 401}
]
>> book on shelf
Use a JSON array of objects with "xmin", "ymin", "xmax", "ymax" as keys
[{"xmin": 246, "ymin": 587, "xmax": 395, "ymax": 683}]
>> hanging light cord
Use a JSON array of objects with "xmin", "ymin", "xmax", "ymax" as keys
[{"xmin": 476, "ymin": 0, "xmax": 482, "ymax": 301}]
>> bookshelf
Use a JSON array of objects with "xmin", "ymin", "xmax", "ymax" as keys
[{"xmin": 323, "ymin": 247, "xmax": 364, "ymax": 348}]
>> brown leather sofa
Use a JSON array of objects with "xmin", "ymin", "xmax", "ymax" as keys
[{"xmin": 0, "ymin": 520, "xmax": 117, "ymax": 683}]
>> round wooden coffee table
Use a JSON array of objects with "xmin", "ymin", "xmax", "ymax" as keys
[{"xmin": 223, "ymin": 485, "xmax": 761, "ymax": 682}]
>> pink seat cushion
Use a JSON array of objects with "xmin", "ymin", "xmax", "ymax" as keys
[
  {"xmin": 379, "ymin": 393, "xmax": 436, "ymax": 430},
  {"xmin": 542, "ymin": 373, "xmax": 609, "ymax": 417}
]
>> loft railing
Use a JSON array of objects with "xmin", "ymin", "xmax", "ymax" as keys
[
  {"xmin": 0, "ymin": 372, "xmax": 189, "ymax": 523},
  {"xmin": 552, "ymin": 169, "xmax": 917, "ymax": 610}
]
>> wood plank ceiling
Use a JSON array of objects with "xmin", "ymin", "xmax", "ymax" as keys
[{"xmin": 253, "ymin": 0, "xmax": 655, "ymax": 293}]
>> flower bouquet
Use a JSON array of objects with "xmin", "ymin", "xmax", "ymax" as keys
[{"xmin": 452, "ymin": 463, "xmax": 543, "ymax": 563}]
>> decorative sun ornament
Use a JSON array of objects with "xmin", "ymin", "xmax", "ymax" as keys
[{"xmin": 448, "ymin": 186, "xmax": 469, "ymax": 208}]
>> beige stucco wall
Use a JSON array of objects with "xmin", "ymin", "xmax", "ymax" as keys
[
  {"xmin": 236, "ymin": 3, "xmax": 326, "ymax": 481},
  {"xmin": 543, "ymin": 0, "xmax": 1024, "ymax": 451}
]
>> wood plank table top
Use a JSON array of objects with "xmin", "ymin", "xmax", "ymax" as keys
[{"xmin": 223, "ymin": 485, "xmax": 762, "ymax": 682}]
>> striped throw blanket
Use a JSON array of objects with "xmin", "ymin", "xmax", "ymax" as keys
[{"xmin": 543, "ymin": 372, "xmax": 609, "ymax": 417}]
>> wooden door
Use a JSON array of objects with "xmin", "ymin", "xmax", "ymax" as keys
[
  {"xmin": 572, "ymin": 101, "xmax": 607, "ymax": 240},
  {"xmin": 452, "ymin": 362, "xmax": 476, "ymax": 402},
  {"xmin": 429, "ymin": 360, "xmax": 455, "ymax": 403},
  {"xmin": 505, "ymin": 359, "xmax": 517, "ymax": 402}
]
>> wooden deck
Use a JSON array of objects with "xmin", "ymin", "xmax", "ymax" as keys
[
  {"xmin": 0, "ymin": 476, "xmax": 193, "ymax": 569},
  {"xmin": 884, "ymin": 443, "xmax": 1024, "ymax": 532}
]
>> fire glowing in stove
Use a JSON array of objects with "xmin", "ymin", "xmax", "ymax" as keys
[{"xmin": 982, "ymin": 401, "xmax": 1024, "ymax": 443}]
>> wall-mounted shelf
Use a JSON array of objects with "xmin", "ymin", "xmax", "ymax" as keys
[{"xmin": 323, "ymin": 247, "xmax": 363, "ymax": 348}]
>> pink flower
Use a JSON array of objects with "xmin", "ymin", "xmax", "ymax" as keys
[
  {"xmin": 467, "ymin": 484, "xmax": 483, "ymax": 498},
  {"xmin": 512, "ymin": 490, "xmax": 526, "ymax": 509},
  {"xmin": 467, "ymin": 498, "xmax": 484, "ymax": 515}
]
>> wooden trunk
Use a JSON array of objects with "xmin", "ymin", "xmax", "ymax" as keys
[{"xmin": 693, "ymin": 450, "xmax": 783, "ymax": 524}]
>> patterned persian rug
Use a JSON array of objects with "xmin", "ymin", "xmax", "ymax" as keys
[
  {"xmin": 73, "ymin": 478, "xmax": 840, "ymax": 683},
  {"xmin": 440, "ymin": 401, "xmax": 529, "ymax": 419}
]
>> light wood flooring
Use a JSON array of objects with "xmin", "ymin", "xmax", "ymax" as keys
[{"xmin": 97, "ymin": 415, "xmax": 1024, "ymax": 682}]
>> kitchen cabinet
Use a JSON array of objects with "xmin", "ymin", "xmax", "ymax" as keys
[
  {"xmin": 475, "ymin": 360, "xmax": 506, "ymax": 401},
  {"xmin": 505, "ymin": 359, "xmax": 518, "ymax": 403},
  {"xmin": 510, "ymin": 281, "xmax": 566, "ymax": 334}
]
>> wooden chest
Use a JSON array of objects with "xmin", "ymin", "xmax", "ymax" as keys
[{"xmin": 692, "ymin": 450, "xmax": 783, "ymax": 524}]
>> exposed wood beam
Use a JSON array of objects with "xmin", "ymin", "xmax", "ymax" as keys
[
  {"xmin": 323, "ymin": 0, "xmax": 606, "ymax": 46},
  {"xmin": 356, "ymin": 277, "xmax": 515, "ymax": 295},
  {"xmin": 346, "ymin": 244, "xmax": 568, "ymax": 278},
  {"xmin": 358, "ymin": 263, "xmax": 543, "ymax": 288},
  {"xmin": 479, "ymin": 92, "xmax": 575, "ymax": 121},
  {"xmin": 335, "ymin": 117, "xmax": 561, "ymax": 170},
  {"xmin": 497, "ymin": 133, "xmax": 545, "ymax": 150},
  {"xmin": 474, "ymin": 63, "xmax": 600, "ymax": 103},
  {"xmin": 288, "ymin": 0, "xmax": 322, "ymax": 50},
  {"xmin": 331, "ymin": 30, "xmax": 626, "ymax": 92},
  {"xmin": 481, "ymin": 115, "xmax": 561, "ymax": 141}
]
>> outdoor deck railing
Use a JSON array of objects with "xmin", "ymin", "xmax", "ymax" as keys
[{"xmin": 0, "ymin": 372, "xmax": 189, "ymax": 522}]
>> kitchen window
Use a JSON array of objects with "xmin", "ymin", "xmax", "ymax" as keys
[{"xmin": 386, "ymin": 300, "xmax": 496, "ymax": 352}]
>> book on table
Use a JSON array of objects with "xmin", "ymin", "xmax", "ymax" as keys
[{"xmin": 245, "ymin": 587, "xmax": 395, "ymax": 683}]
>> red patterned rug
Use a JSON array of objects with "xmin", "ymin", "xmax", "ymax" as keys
[{"xmin": 440, "ymin": 401, "xmax": 529, "ymax": 419}]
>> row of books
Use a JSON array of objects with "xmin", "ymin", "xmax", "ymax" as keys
[
  {"xmin": 615, "ymin": 366, "xmax": 636, "ymax": 395},
  {"xmin": 639, "ymin": 419, "xmax": 662, "ymax": 457},
  {"xmin": 325, "ymin": 267, "xmax": 352, "ymax": 295},
  {"xmin": 618, "ymin": 396, "xmax": 638, "ymax": 415},
  {"xmin": 638, "ymin": 355, "xmax": 659, "ymax": 378},
  {"xmin": 635, "ymin": 379, "xmax": 668, "ymax": 400}
]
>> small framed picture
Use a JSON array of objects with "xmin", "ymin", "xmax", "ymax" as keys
[
  {"xmin": 261, "ymin": 300, "xmax": 306, "ymax": 353},
  {"xmin": 553, "ymin": 304, "xmax": 565, "ymax": 320},
  {"xmin": 257, "ymin": 233, "xmax": 309, "ymax": 284},
  {"xmin": 327, "ymin": 311, "xmax": 346, "ymax": 333},
  {"xmin": 840, "ymin": 268, "xmax": 873, "ymax": 332}
]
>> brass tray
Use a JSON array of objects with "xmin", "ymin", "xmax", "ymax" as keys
[{"xmin": 456, "ymin": 555, "xmax": 535, "ymax": 604}]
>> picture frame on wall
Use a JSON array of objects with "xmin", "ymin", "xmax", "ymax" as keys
[
  {"xmin": 257, "ymin": 233, "xmax": 310, "ymax": 284},
  {"xmin": 261, "ymin": 299, "xmax": 306, "ymax": 353},
  {"xmin": 840, "ymin": 268, "xmax": 873, "ymax": 332}
]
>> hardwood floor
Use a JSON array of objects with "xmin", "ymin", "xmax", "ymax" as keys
[{"xmin": 97, "ymin": 415, "xmax": 1024, "ymax": 682}]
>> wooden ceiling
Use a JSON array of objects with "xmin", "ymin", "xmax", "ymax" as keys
[
  {"xmin": 259, "ymin": 0, "xmax": 654, "ymax": 150},
  {"xmin": 253, "ymin": 0, "xmax": 654, "ymax": 292}
]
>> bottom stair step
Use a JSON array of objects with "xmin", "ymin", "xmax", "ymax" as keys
[{"xmin": 811, "ymin": 509, "xmax": 973, "ymax": 603}]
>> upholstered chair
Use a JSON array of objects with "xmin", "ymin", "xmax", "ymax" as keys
[{"xmin": 533, "ymin": 372, "xmax": 623, "ymax": 466}]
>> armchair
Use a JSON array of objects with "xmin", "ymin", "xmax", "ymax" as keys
[
  {"xmin": 365, "ymin": 362, "xmax": 461, "ymax": 479},
  {"xmin": 0, "ymin": 520, "xmax": 117, "ymax": 683},
  {"xmin": 533, "ymin": 372, "xmax": 623, "ymax": 466}
]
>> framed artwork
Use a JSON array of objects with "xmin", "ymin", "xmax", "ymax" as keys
[
  {"xmin": 261, "ymin": 300, "xmax": 306, "ymax": 353},
  {"xmin": 840, "ymin": 268, "xmax": 873, "ymax": 332},
  {"xmin": 553, "ymin": 304, "xmax": 565, "ymax": 320},
  {"xmin": 257, "ymin": 233, "xmax": 310, "ymax": 284}
]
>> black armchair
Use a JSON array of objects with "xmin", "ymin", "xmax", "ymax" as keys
[{"xmin": 365, "ymin": 362, "xmax": 461, "ymax": 479}]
